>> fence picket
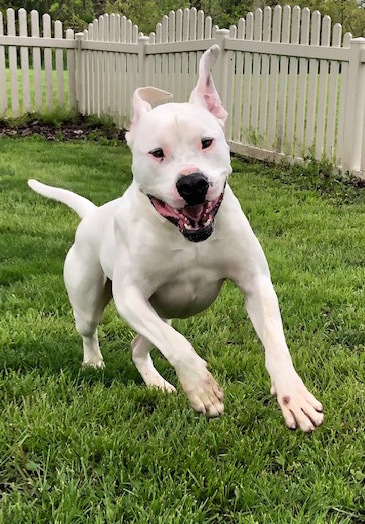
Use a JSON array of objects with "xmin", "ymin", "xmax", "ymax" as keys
[
  {"xmin": 30, "ymin": 11, "xmax": 43, "ymax": 112},
  {"xmin": 197, "ymin": 10, "xmax": 204, "ymax": 39},
  {"xmin": 305, "ymin": 11, "xmax": 321, "ymax": 152},
  {"xmin": 285, "ymin": 5, "xmax": 300, "ymax": 154},
  {"xmin": 131, "ymin": 24, "xmax": 138, "ymax": 121},
  {"xmin": 80, "ymin": 28, "xmax": 87, "ymax": 114},
  {"xmin": 66, "ymin": 28, "xmax": 76, "ymax": 109},
  {"xmin": 315, "ymin": 15, "xmax": 331, "ymax": 159},
  {"xmin": 92, "ymin": 19, "xmax": 100, "ymax": 116},
  {"xmin": 103, "ymin": 15, "xmax": 110, "ymax": 113},
  {"xmin": 181, "ymin": 8, "xmax": 190, "ymax": 103},
  {"xmin": 110, "ymin": 14, "xmax": 117, "ymax": 116},
  {"xmin": 114, "ymin": 15, "xmax": 121, "ymax": 123},
  {"xmin": 259, "ymin": 6, "xmax": 271, "ymax": 141},
  {"xmin": 225, "ymin": 25, "xmax": 236, "ymax": 140},
  {"xmin": 19, "ymin": 9, "xmax": 31, "ymax": 113},
  {"xmin": 188, "ymin": 8, "xmax": 197, "ymax": 95},
  {"xmin": 267, "ymin": 5, "xmax": 281, "ymax": 151},
  {"xmin": 0, "ymin": 12, "xmax": 7, "ymax": 115},
  {"xmin": 233, "ymin": 18, "xmax": 245, "ymax": 143},
  {"xmin": 242, "ymin": 12, "xmax": 253, "ymax": 138},
  {"xmin": 155, "ymin": 22, "xmax": 162, "ymax": 93},
  {"xmin": 205, "ymin": 15, "xmax": 212, "ymax": 39},
  {"xmin": 174, "ymin": 10, "xmax": 183, "ymax": 101},
  {"xmin": 167, "ymin": 11, "xmax": 176, "ymax": 96},
  {"xmin": 147, "ymin": 31, "xmax": 155, "ymax": 90},
  {"xmin": 120, "ymin": 17, "xmax": 127, "ymax": 125},
  {"xmin": 54, "ymin": 20, "xmax": 65, "ymax": 107},
  {"xmin": 97, "ymin": 16, "xmax": 105, "ymax": 116},
  {"xmin": 277, "ymin": 5, "xmax": 291, "ymax": 152},
  {"xmin": 325, "ymin": 23, "xmax": 341, "ymax": 161},
  {"xmin": 196, "ymin": 10, "xmax": 205, "ymax": 94},
  {"xmin": 42, "ymin": 14, "xmax": 53, "ymax": 111},
  {"xmin": 7, "ymin": 9, "xmax": 19, "ymax": 116},
  {"xmin": 250, "ymin": 9, "xmax": 262, "ymax": 132},
  {"xmin": 126, "ymin": 18, "xmax": 133, "ymax": 122},
  {"xmin": 86, "ymin": 23, "xmax": 93, "ymax": 115},
  {"xmin": 161, "ymin": 15, "xmax": 169, "ymax": 93},
  {"xmin": 295, "ymin": 7, "xmax": 310, "ymax": 156},
  {"xmin": 336, "ymin": 32, "xmax": 351, "ymax": 166}
]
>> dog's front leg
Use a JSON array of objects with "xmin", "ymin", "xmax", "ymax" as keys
[
  {"xmin": 113, "ymin": 281, "xmax": 224, "ymax": 417},
  {"xmin": 237, "ymin": 272, "xmax": 324, "ymax": 432}
]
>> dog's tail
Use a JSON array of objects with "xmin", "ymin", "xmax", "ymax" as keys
[{"xmin": 28, "ymin": 179, "xmax": 97, "ymax": 219}]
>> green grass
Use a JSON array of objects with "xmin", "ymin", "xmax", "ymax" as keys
[
  {"xmin": 0, "ymin": 137, "xmax": 365, "ymax": 523},
  {"xmin": 4, "ymin": 68, "xmax": 70, "ymax": 117}
]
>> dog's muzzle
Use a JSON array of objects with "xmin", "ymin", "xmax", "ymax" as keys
[{"xmin": 148, "ymin": 182, "xmax": 225, "ymax": 243}]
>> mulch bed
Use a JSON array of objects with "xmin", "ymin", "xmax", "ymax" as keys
[{"xmin": 0, "ymin": 115, "xmax": 126, "ymax": 142}]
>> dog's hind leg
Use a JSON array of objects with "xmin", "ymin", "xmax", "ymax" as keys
[
  {"xmin": 64, "ymin": 245, "xmax": 112, "ymax": 369},
  {"xmin": 132, "ymin": 322, "xmax": 176, "ymax": 392}
]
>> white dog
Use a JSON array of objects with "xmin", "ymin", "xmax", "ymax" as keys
[{"xmin": 28, "ymin": 45, "xmax": 323, "ymax": 431}]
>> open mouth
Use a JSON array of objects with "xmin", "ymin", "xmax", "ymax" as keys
[{"xmin": 148, "ymin": 188, "xmax": 225, "ymax": 243}]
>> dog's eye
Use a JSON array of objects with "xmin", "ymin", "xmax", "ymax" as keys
[
  {"xmin": 201, "ymin": 138, "xmax": 214, "ymax": 150},
  {"xmin": 149, "ymin": 148, "xmax": 165, "ymax": 159}
]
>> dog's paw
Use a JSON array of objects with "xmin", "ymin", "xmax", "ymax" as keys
[
  {"xmin": 82, "ymin": 359, "xmax": 105, "ymax": 370},
  {"xmin": 177, "ymin": 362, "xmax": 224, "ymax": 418},
  {"xmin": 132, "ymin": 354, "xmax": 176, "ymax": 393},
  {"xmin": 271, "ymin": 374, "xmax": 323, "ymax": 432},
  {"xmin": 146, "ymin": 377, "xmax": 177, "ymax": 393}
]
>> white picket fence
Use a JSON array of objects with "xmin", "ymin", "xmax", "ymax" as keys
[{"xmin": 1, "ymin": 6, "xmax": 365, "ymax": 176}]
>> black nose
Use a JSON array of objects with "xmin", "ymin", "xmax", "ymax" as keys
[{"xmin": 176, "ymin": 173, "xmax": 209, "ymax": 206}]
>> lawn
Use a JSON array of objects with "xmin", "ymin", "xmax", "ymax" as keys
[
  {"xmin": 0, "ymin": 136, "xmax": 364, "ymax": 523},
  {"xmin": 3, "ymin": 68, "xmax": 70, "ymax": 117}
]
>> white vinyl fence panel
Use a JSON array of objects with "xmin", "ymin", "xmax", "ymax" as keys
[
  {"xmin": 0, "ymin": 8, "xmax": 76, "ymax": 116},
  {"xmin": 0, "ymin": 6, "xmax": 365, "ymax": 177},
  {"xmin": 223, "ymin": 5, "xmax": 355, "ymax": 171}
]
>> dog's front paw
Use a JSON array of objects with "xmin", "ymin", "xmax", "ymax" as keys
[
  {"xmin": 177, "ymin": 360, "xmax": 224, "ymax": 418},
  {"xmin": 271, "ymin": 373, "xmax": 324, "ymax": 432},
  {"xmin": 146, "ymin": 377, "xmax": 177, "ymax": 393},
  {"xmin": 82, "ymin": 359, "xmax": 105, "ymax": 370}
]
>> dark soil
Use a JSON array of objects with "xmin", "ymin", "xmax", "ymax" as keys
[{"xmin": 0, "ymin": 115, "xmax": 126, "ymax": 142}]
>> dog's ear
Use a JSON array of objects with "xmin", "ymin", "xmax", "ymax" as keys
[
  {"xmin": 126, "ymin": 87, "xmax": 173, "ymax": 146},
  {"xmin": 189, "ymin": 45, "xmax": 227, "ymax": 126}
]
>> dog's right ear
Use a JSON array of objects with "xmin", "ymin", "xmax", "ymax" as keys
[{"xmin": 126, "ymin": 87, "xmax": 173, "ymax": 146}]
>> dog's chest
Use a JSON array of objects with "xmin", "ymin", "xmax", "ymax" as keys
[{"xmin": 149, "ymin": 264, "xmax": 224, "ymax": 319}]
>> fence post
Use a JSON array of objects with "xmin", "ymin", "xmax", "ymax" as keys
[
  {"xmin": 75, "ymin": 32, "xmax": 85, "ymax": 114},
  {"xmin": 138, "ymin": 35, "xmax": 149, "ymax": 86},
  {"xmin": 342, "ymin": 37, "xmax": 365, "ymax": 174},
  {"xmin": 213, "ymin": 29, "xmax": 229, "ymax": 136}
]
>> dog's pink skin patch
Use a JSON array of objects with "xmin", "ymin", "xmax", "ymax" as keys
[
  {"xmin": 282, "ymin": 395, "xmax": 291, "ymax": 405},
  {"xmin": 179, "ymin": 166, "xmax": 200, "ymax": 176}
]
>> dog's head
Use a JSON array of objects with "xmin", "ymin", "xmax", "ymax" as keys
[{"xmin": 126, "ymin": 45, "xmax": 231, "ymax": 243}]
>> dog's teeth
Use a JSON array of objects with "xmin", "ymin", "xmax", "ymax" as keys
[
  {"xmin": 204, "ymin": 218, "xmax": 212, "ymax": 226},
  {"xmin": 185, "ymin": 223, "xmax": 192, "ymax": 230}
]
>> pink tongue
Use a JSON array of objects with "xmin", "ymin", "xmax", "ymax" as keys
[
  {"xmin": 150, "ymin": 197, "xmax": 207, "ymax": 226},
  {"xmin": 182, "ymin": 204, "xmax": 205, "ymax": 222},
  {"xmin": 152, "ymin": 198, "xmax": 181, "ymax": 219}
]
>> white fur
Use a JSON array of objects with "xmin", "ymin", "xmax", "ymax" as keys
[{"xmin": 28, "ymin": 46, "xmax": 323, "ymax": 431}]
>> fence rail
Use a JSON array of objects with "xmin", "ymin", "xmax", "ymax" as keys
[{"xmin": 1, "ymin": 6, "xmax": 365, "ymax": 177}]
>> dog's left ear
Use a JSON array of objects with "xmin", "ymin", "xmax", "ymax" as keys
[
  {"xmin": 189, "ymin": 45, "xmax": 228, "ymax": 126},
  {"xmin": 126, "ymin": 87, "xmax": 173, "ymax": 146}
]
